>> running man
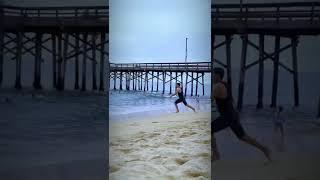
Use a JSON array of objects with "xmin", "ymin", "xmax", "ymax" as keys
[
  {"xmin": 211, "ymin": 67, "xmax": 271, "ymax": 161},
  {"xmin": 170, "ymin": 83, "xmax": 196, "ymax": 113}
]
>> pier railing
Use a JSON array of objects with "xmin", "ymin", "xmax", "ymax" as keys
[
  {"xmin": 110, "ymin": 62, "xmax": 212, "ymax": 72},
  {"xmin": 0, "ymin": 5, "xmax": 108, "ymax": 19},
  {"xmin": 212, "ymin": 2, "xmax": 320, "ymax": 23}
]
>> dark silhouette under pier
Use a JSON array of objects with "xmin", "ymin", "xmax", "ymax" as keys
[
  {"xmin": 211, "ymin": 2, "xmax": 320, "ymax": 110},
  {"xmin": 0, "ymin": 5, "xmax": 109, "ymax": 91}
]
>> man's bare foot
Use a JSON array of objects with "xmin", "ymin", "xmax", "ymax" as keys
[{"xmin": 176, "ymin": 111, "xmax": 179, "ymax": 113}]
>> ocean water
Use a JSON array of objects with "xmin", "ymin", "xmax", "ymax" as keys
[{"xmin": 109, "ymin": 90, "xmax": 211, "ymax": 121}]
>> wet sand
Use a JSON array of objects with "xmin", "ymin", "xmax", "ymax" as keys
[{"xmin": 109, "ymin": 112, "xmax": 211, "ymax": 180}]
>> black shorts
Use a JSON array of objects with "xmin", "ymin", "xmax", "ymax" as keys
[
  {"xmin": 175, "ymin": 98, "xmax": 188, "ymax": 106},
  {"xmin": 211, "ymin": 111, "xmax": 246, "ymax": 139}
]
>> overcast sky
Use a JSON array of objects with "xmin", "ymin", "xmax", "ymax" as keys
[{"xmin": 109, "ymin": 0, "xmax": 210, "ymax": 63}]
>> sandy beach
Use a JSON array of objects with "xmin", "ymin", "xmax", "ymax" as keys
[{"xmin": 109, "ymin": 112, "xmax": 211, "ymax": 180}]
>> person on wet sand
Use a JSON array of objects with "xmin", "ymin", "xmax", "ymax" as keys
[
  {"xmin": 211, "ymin": 67, "xmax": 271, "ymax": 161},
  {"xmin": 170, "ymin": 83, "xmax": 196, "ymax": 113}
]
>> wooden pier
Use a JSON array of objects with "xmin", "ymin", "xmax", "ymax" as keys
[
  {"xmin": 0, "ymin": 5, "xmax": 109, "ymax": 91},
  {"xmin": 1, "ymin": 2, "xmax": 320, "ymax": 108},
  {"xmin": 211, "ymin": 2, "xmax": 320, "ymax": 109},
  {"xmin": 110, "ymin": 62, "xmax": 211, "ymax": 96}
]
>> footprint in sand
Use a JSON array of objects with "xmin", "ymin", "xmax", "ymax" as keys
[
  {"xmin": 109, "ymin": 165, "xmax": 121, "ymax": 173},
  {"xmin": 196, "ymin": 152, "xmax": 210, "ymax": 159},
  {"xmin": 145, "ymin": 132, "xmax": 161, "ymax": 138},
  {"xmin": 193, "ymin": 140, "xmax": 210, "ymax": 144},
  {"xmin": 184, "ymin": 170, "xmax": 209, "ymax": 178},
  {"xmin": 180, "ymin": 131, "xmax": 198, "ymax": 138},
  {"xmin": 164, "ymin": 140, "xmax": 180, "ymax": 145},
  {"xmin": 118, "ymin": 148, "xmax": 133, "ymax": 154},
  {"xmin": 175, "ymin": 157, "xmax": 190, "ymax": 165},
  {"xmin": 152, "ymin": 121, "xmax": 159, "ymax": 123},
  {"xmin": 133, "ymin": 138, "xmax": 147, "ymax": 143}
]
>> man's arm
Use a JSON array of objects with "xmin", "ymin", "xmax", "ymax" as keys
[{"xmin": 170, "ymin": 89, "xmax": 178, "ymax": 97}]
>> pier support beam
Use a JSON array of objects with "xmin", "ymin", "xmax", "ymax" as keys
[
  {"xmin": 292, "ymin": 36, "xmax": 299, "ymax": 106},
  {"xmin": 169, "ymin": 72, "xmax": 172, "ymax": 94},
  {"xmin": 225, "ymin": 35, "xmax": 233, "ymax": 98},
  {"xmin": 120, "ymin": 72, "xmax": 123, "ymax": 90},
  {"xmin": 151, "ymin": 71, "xmax": 154, "ymax": 92},
  {"xmin": 62, "ymin": 33, "xmax": 69, "ymax": 90},
  {"xmin": 113, "ymin": 71, "xmax": 116, "ymax": 90},
  {"xmin": 181, "ymin": 72, "xmax": 183, "ymax": 93},
  {"xmin": 74, "ymin": 33, "xmax": 80, "ymax": 90},
  {"xmin": 0, "ymin": 8, "xmax": 3, "ymax": 87},
  {"xmin": 257, "ymin": 34, "xmax": 264, "ymax": 109},
  {"xmin": 33, "ymin": 32, "xmax": 42, "ymax": 89},
  {"xmin": 202, "ymin": 72, "xmax": 205, "ymax": 96},
  {"xmin": 133, "ymin": 72, "xmax": 135, "ymax": 90},
  {"xmin": 0, "ymin": 22, "xmax": 3, "ymax": 87},
  {"xmin": 237, "ymin": 34, "xmax": 248, "ymax": 110},
  {"xmin": 271, "ymin": 35, "xmax": 280, "ymax": 107},
  {"xmin": 157, "ymin": 72, "xmax": 159, "ymax": 91},
  {"xmin": 175, "ymin": 72, "xmax": 178, "ymax": 87},
  {"xmin": 191, "ymin": 72, "xmax": 194, "ymax": 96},
  {"xmin": 141, "ymin": 73, "xmax": 143, "ymax": 91},
  {"xmin": 126, "ymin": 72, "xmax": 130, "ymax": 90},
  {"xmin": 81, "ymin": 33, "xmax": 88, "ymax": 91},
  {"xmin": 185, "ymin": 72, "xmax": 188, "ymax": 97},
  {"xmin": 162, "ymin": 72, "xmax": 165, "ymax": 94},
  {"xmin": 195, "ymin": 73, "xmax": 199, "ymax": 96},
  {"xmin": 15, "ymin": 32, "xmax": 22, "ymax": 89},
  {"xmin": 52, "ymin": 34, "xmax": 57, "ymax": 88},
  {"xmin": 99, "ymin": 33, "xmax": 105, "ymax": 91},
  {"xmin": 144, "ymin": 71, "xmax": 147, "ymax": 91},
  {"xmin": 56, "ymin": 33, "xmax": 63, "ymax": 90},
  {"xmin": 92, "ymin": 33, "xmax": 97, "ymax": 90}
]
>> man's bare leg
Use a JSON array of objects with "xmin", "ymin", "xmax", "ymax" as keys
[
  {"xmin": 240, "ymin": 135, "xmax": 271, "ymax": 161},
  {"xmin": 186, "ymin": 104, "xmax": 196, "ymax": 112},
  {"xmin": 212, "ymin": 133, "xmax": 220, "ymax": 161},
  {"xmin": 175, "ymin": 104, "xmax": 179, "ymax": 113}
]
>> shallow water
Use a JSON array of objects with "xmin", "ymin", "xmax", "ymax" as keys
[{"xmin": 109, "ymin": 90, "xmax": 211, "ymax": 121}]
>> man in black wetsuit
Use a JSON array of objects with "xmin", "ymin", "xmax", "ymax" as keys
[
  {"xmin": 211, "ymin": 67, "xmax": 271, "ymax": 161},
  {"xmin": 170, "ymin": 83, "xmax": 196, "ymax": 113}
]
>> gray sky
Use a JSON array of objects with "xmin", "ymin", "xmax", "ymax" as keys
[{"xmin": 109, "ymin": 0, "xmax": 210, "ymax": 63}]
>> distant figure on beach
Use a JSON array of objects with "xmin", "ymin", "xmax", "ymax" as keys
[
  {"xmin": 211, "ymin": 67, "xmax": 271, "ymax": 161},
  {"xmin": 272, "ymin": 106, "xmax": 286, "ymax": 151},
  {"xmin": 170, "ymin": 83, "xmax": 196, "ymax": 113}
]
